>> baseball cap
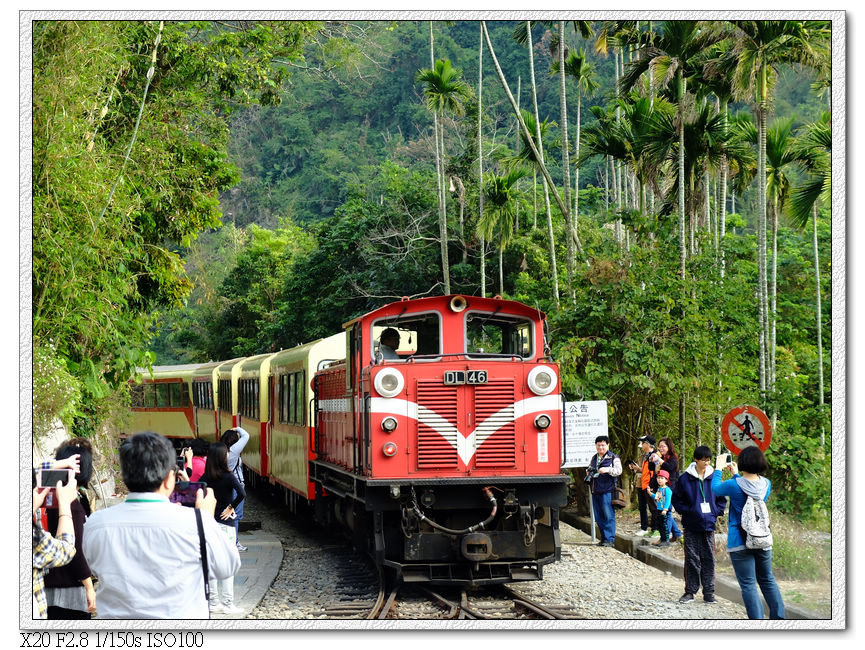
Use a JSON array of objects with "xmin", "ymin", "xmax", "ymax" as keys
[
  {"xmin": 657, "ymin": 469, "xmax": 670, "ymax": 480},
  {"xmin": 639, "ymin": 435, "xmax": 656, "ymax": 446}
]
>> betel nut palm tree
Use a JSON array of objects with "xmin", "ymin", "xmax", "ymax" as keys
[{"xmin": 416, "ymin": 58, "xmax": 471, "ymax": 296}]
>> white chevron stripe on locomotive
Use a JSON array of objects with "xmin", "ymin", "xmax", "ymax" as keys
[{"xmin": 370, "ymin": 395, "xmax": 561, "ymax": 465}]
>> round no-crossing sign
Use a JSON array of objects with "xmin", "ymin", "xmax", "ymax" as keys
[{"xmin": 721, "ymin": 405, "xmax": 772, "ymax": 454}]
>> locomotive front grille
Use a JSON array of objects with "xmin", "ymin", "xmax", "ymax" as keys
[
  {"xmin": 416, "ymin": 381, "xmax": 459, "ymax": 469},
  {"xmin": 473, "ymin": 379, "xmax": 516, "ymax": 467}
]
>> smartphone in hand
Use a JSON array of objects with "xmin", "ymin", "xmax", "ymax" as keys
[
  {"xmin": 170, "ymin": 481, "xmax": 207, "ymax": 507},
  {"xmin": 36, "ymin": 469, "xmax": 74, "ymax": 508}
]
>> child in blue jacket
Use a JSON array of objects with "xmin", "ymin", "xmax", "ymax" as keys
[{"xmin": 652, "ymin": 470, "xmax": 673, "ymax": 546}]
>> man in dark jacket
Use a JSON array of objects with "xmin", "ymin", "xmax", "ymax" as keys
[
  {"xmin": 586, "ymin": 436, "xmax": 623, "ymax": 547},
  {"xmin": 670, "ymin": 445, "xmax": 727, "ymax": 604}
]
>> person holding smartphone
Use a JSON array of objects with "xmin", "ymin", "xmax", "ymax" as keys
[
  {"xmin": 44, "ymin": 443, "xmax": 97, "ymax": 619},
  {"xmin": 712, "ymin": 447, "xmax": 785, "ymax": 619},
  {"xmin": 32, "ymin": 470, "xmax": 79, "ymax": 619}
]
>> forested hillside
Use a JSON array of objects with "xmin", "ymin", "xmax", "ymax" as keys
[{"xmin": 32, "ymin": 19, "xmax": 833, "ymax": 520}]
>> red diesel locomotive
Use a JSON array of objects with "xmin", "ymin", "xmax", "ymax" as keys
[{"xmin": 129, "ymin": 294, "xmax": 568, "ymax": 586}]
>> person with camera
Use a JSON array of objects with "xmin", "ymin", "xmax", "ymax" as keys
[
  {"xmin": 712, "ymin": 447, "xmax": 785, "ymax": 619},
  {"xmin": 32, "ymin": 470, "xmax": 79, "ymax": 619},
  {"xmin": 44, "ymin": 442, "xmax": 97, "ymax": 619},
  {"xmin": 220, "ymin": 427, "xmax": 249, "ymax": 551},
  {"xmin": 670, "ymin": 445, "xmax": 727, "ymax": 604},
  {"xmin": 83, "ymin": 432, "xmax": 240, "ymax": 619},
  {"xmin": 585, "ymin": 436, "xmax": 622, "ymax": 547},
  {"xmin": 184, "ymin": 438, "xmax": 209, "ymax": 482}
]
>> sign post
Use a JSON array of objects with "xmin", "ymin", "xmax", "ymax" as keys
[{"xmin": 562, "ymin": 401, "xmax": 609, "ymax": 544}]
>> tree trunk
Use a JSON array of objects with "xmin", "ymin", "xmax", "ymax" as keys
[
  {"xmin": 813, "ymin": 203, "xmax": 824, "ymax": 445},
  {"xmin": 770, "ymin": 198, "xmax": 779, "ymax": 409},
  {"xmin": 498, "ymin": 245, "xmax": 504, "ymax": 296},
  {"xmin": 430, "ymin": 22, "xmax": 450, "ymax": 295},
  {"xmin": 604, "ymin": 156, "xmax": 609, "ymax": 214},
  {"xmin": 758, "ymin": 67, "xmax": 769, "ymax": 404},
  {"xmin": 720, "ymin": 97, "xmax": 728, "ymax": 278},
  {"xmin": 559, "ymin": 21, "xmax": 574, "ymax": 300},
  {"xmin": 437, "ymin": 118, "xmax": 451, "ymax": 295},
  {"xmin": 615, "ymin": 48, "xmax": 623, "ymax": 246},
  {"xmin": 575, "ymin": 92, "xmax": 581, "ymax": 234},
  {"xmin": 526, "ymin": 21, "xmax": 559, "ymax": 305},
  {"xmin": 515, "ymin": 75, "xmax": 521, "ymax": 231},
  {"xmin": 705, "ymin": 166, "xmax": 711, "ymax": 254},
  {"xmin": 678, "ymin": 68, "xmax": 687, "ymax": 280},
  {"xmin": 478, "ymin": 25, "xmax": 486, "ymax": 298}
]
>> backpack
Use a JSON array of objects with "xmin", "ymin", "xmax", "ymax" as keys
[{"xmin": 740, "ymin": 491, "xmax": 773, "ymax": 550}]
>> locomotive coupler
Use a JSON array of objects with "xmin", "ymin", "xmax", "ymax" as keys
[{"xmin": 461, "ymin": 532, "xmax": 493, "ymax": 561}]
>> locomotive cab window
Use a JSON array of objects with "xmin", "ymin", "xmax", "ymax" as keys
[
  {"xmin": 465, "ymin": 312, "xmax": 533, "ymax": 358},
  {"xmin": 371, "ymin": 312, "xmax": 441, "ymax": 362}
]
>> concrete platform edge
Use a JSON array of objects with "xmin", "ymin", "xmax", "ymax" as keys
[{"xmin": 559, "ymin": 510, "xmax": 823, "ymax": 620}]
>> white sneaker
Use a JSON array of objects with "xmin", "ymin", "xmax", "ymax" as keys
[
  {"xmin": 634, "ymin": 529, "xmax": 649, "ymax": 537},
  {"xmin": 209, "ymin": 603, "xmax": 224, "ymax": 614},
  {"xmin": 220, "ymin": 605, "xmax": 244, "ymax": 615}
]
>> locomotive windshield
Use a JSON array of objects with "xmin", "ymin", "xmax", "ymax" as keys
[
  {"xmin": 372, "ymin": 311, "xmax": 441, "ymax": 361},
  {"xmin": 464, "ymin": 311, "xmax": 533, "ymax": 358}
]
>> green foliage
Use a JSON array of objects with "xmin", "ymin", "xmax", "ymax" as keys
[
  {"xmin": 32, "ymin": 20, "xmax": 318, "ymax": 433},
  {"xmin": 32, "ymin": 341, "xmax": 83, "ymax": 442}
]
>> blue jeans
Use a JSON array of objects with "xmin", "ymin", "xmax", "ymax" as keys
[
  {"xmin": 667, "ymin": 511, "xmax": 681, "ymax": 538},
  {"xmin": 591, "ymin": 491, "xmax": 616, "ymax": 542},
  {"xmin": 729, "ymin": 548, "xmax": 785, "ymax": 619},
  {"xmin": 232, "ymin": 488, "xmax": 245, "ymax": 540}
]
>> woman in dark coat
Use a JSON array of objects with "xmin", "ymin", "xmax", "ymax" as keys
[
  {"xmin": 653, "ymin": 438, "xmax": 682, "ymax": 542},
  {"xmin": 44, "ymin": 442, "xmax": 96, "ymax": 619},
  {"xmin": 203, "ymin": 442, "xmax": 245, "ymax": 614}
]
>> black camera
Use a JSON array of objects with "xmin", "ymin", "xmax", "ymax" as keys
[{"xmin": 584, "ymin": 470, "xmax": 600, "ymax": 483}]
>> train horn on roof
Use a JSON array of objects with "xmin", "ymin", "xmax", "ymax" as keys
[{"xmin": 449, "ymin": 295, "xmax": 468, "ymax": 312}]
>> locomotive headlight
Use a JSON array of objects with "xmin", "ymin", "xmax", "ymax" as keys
[
  {"xmin": 381, "ymin": 417, "xmax": 398, "ymax": 432},
  {"xmin": 534, "ymin": 414, "xmax": 552, "ymax": 430},
  {"xmin": 527, "ymin": 366, "xmax": 557, "ymax": 396},
  {"xmin": 374, "ymin": 368, "xmax": 404, "ymax": 398},
  {"xmin": 382, "ymin": 442, "xmax": 398, "ymax": 457}
]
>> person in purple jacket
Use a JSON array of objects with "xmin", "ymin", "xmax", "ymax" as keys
[{"xmin": 712, "ymin": 446, "xmax": 785, "ymax": 619}]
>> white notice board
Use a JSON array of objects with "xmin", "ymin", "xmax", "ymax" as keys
[{"xmin": 561, "ymin": 400, "xmax": 609, "ymax": 468}]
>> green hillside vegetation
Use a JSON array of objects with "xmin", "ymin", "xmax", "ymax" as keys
[{"xmin": 32, "ymin": 19, "xmax": 832, "ymax": 522}]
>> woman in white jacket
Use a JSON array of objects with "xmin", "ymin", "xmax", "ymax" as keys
[{"xmin": 220, "ymin": 427, "xmax": 250, "ymax": 551}]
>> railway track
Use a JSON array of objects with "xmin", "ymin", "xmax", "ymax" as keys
[
  {"xmin": 312, "ymin": 562, "xmax": 584, "ymax": 620},
  {"xmin": 365, "ymin": 581, "xmax": 584, "ymax": 620}
]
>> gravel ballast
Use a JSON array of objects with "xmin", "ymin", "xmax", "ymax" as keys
[{"xmin": 244, "ymin": 490, "xmax": 749, "ymax": 621}]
